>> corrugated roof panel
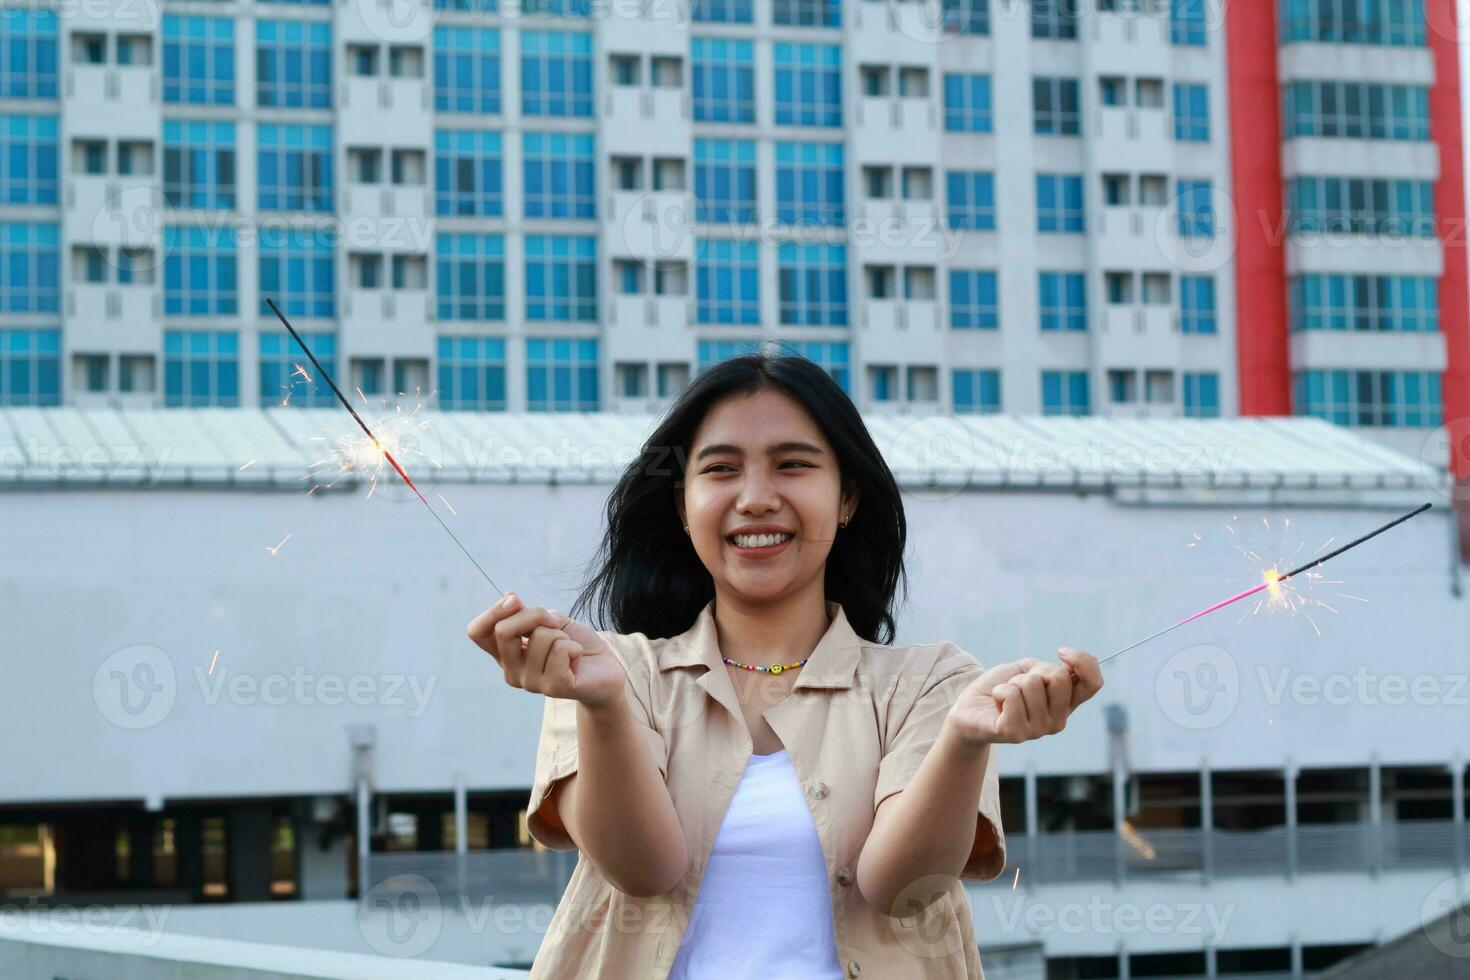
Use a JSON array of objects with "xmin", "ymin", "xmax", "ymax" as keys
[{"xmin": 0, "ymin": 407, "xmax": 1430, "ymax": 492}]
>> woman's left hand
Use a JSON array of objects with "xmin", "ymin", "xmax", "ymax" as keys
[{"xmin": 945, "ymin": 648, "xmax": 1103, "ymax": 745}]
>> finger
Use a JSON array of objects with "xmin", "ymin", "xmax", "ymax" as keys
[
  {"xmin": 493, "ymin": 604, "xmax": 560, "ymax": 671},
  {"xmin": 522, "ymin": 625, "xmax": 569, "ymax": 694},
  {"xmin": 1041, "ymin": 663, "xmax": 1071, "ymax": 732},
  {"xmin": 1059, "ymin": 648, "xmax": 1103, "ymax": 707},
  {"xmin": 466, "ymin": 592, "xmax": 520, "ymax": 658},
  {"xmin": 992, "ymin": 682, "xmax": 1027, "ymax": 742},
  {"xmin": 979, "ymin": 656, "xmax": 1044, "ymax": 691},
  {"xmin": 543, "ymin": 636, "xmax": 579, "ymax": 694},
  {"xmin": 1014, "ymin": 672, "xmax": 1048, "ymax": 731}
]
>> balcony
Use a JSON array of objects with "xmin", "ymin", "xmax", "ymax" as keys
[
  {"xmin": 1094, "ymin": 107, "xmax": 1172, "ymax": 169},
  {"xmin": 1101, "ymin": 304, "xmax": 1181, "ymax": 364},
  {"xmin": 343, "ymin": 183, "xmax": 431, "ymax": 231},
  {"xmin": 65, "ymin": 67, "xmax": 158, "ymax": 137},
  {"xmin": 853, "ymin": 97, "xmax": 940, "ymax": 163},
  {"xmin": 603, "ymin": 87, "xmax": 689, "ymax": 156},
  {"xmin": 606, "ymin": 190, "xmax": 695, "ymax": 261},
  {"xmin": 339, "ymin": 77, "xmax": 432, "ymax": 145},
  {"xmin": 860, "ymin": 300, "xmax": 942, "ymax": 363},
  {"xmin": 67, "ymin": 285, "xmax": 160, "ymax": 346},
  {"xmin": 1089, "ymin": 10, "xmax": 1172, "ymax": 75},
  {"xmin": 609, "ymin": 294, "xmax": 691, "ymax": 330}
]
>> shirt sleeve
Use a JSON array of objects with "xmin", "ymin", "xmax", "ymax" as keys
[
  {"xmin": 525, "ymin": 630, "xmax": 669, "ymax": 851},
  {"xmin": 873, "ymin": 643, "xmax": 1007, "ymax": 882}
]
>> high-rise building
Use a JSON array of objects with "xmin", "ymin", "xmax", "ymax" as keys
[{"xmin": 0, "ymin": 0, "xmax": 1463, "ymax": 464}]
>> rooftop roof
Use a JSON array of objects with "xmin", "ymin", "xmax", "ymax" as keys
[{"xmin": 0, "ymin": 406, "xmax": 1435, "ymax": 494}]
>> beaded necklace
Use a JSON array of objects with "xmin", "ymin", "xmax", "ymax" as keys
[{"xmin": 721, "ymin": 654, "xmax": 808, "ymax": 675}]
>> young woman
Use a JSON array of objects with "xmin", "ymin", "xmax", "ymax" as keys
[{"xmin": 466, "ymin": 352, "xmax": 1103, "ymax": 979}]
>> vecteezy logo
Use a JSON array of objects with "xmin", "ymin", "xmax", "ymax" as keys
[
  {"xmin": 1155, "ymin": 644, "xmax": 1238, "ymax": 730},
  {"xmin": 93, "ymin": 645, "xmax": 177, "ymax": 730},
  {"xmin": 359, "ymin": 873, "xmax": 443, "ymax": 958},
  {"xmin": 1422, "ymin": 874, "xmax": 1470, "ymax": 959}
]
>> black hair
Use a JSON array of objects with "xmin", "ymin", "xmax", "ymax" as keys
[{"xmin": 570, "ymin": 351, "xmax": 908, "ymax": 643}]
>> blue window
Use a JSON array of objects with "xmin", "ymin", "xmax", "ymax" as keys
[
  {"xmin": 0, "ymin": 11, "xmax": 59, "ymax": 99},
  {"xmin": 698, "ymin": 338, "xmax": 764, "ymax": 370},
  {"xmin": 259, "ymin": 228, "xmax": 334, "ymax": 318},
  {"xmin": 953, "ymin": 369, "xmax": 1001, "ymax": 414},
  {"xmin": 1170, "ymin": 0, "xmax": 1208, "ymax": 46},
  {"xmin": 1033, "ymin": 76, "xmax": 1080, "ymax": 135},
  {"xmin": 692, "ymin": 0, "xmax": 754, "ymax": 22},
  {"xmin": 943, "ymin": 73, "xmax": 993, "ymax": 132},
  {"xmin": 781, "ymin": 340, "xmax": 850, "ymax": 391},
  {"xmin": 163, "ymin": 16, "xmax": 234, "ymax": 106},
  {"xmin": 775, "ymin": 142, "xmax": 843, "ymax": 225},
  {"xmin": 521, "ymin": 0, "xmax": 592, "ymax": 13},
  {"xmin": 694, "ymin": 138, "xmax": 757, "ymax": 223},
  {"xmin": 1037, "ymin": 174, "xmax": 1084, "ymax": 232},
  {"xmin": 0, "ymin": 114, "xmax": 56, "ymax": 205},
  {"xmin": 941, "ymin": 0, "xmax": 990, "ymax": 35},
  {"xmin": 696, "ymin": 239, "xmax": 759, "ymax": 325},
  {"xmin": 1176, "ymin": 178, "xmax": 1215, "ymax": 238},
  {"xmin": 1294, "ymin": 369, "xmax": 1441, "ymax": 427},
  {"xmin": 1041, "ymin": 370, "xmax": 1090, "ymax": 416},
  {"xmin": 1038, "ymin": 271, "xmax": 1086, "ymax": 332},
  {"xmin": 0, "ymin": 222, "xmax": 57, "ymax": 313},
  {"xmin": 1289, "ymin": 274, "xmax": 1439, "ymax": 332},
  {"xmin": 691, "ymin": 38, "xmax": 755, "ymax": 123},
  {"xmin": 1032, "ymin": 0, "xmax": 1080, "ymax": 39},
  {"xmin": 1173, "ymin": 82, "xmax": 1209, "ymax": 141},
  {"xmin": 1283, "ymin": 81, "xmax": 1430, "ymax": 141},
  {"xmin": 525, "ymin": 235, "xmax": 597, "ymax": 321},
  {"xmin": 257, "ymin": 124, "xmax": 332, "ymax": 212},
  {"xmin": 435, "ymin": 234, "xmax": 505, "ymax": 320},
  {"xmin": 773, "ymin": 0, "xmax": 840, "ymax": 27},
  {"xmin": 438, "ymin": 336, "xmax": 507, "ymax": 410},
  {"xmin": 259, "ymin": 331, "xmax": 335, "ymax": 407},
  {"xmin": 163, "ymin": 121, "xmax": 236, "ymax": 209},
  {"xmin": 434, "ymin": 27, "xmax": 501, "ymax": 114},
  {"xmin": 1183, "ymin": 372, "xmax": 1220, "ymax": 418},
  {"xmin": 1279, "ymin": 0, "xmax": 1425, "ymax": 46},
  {"xmin": 435, "ymin": 130, "xmax": 503, "ymax": 217},
  {"xmin": 946, "ymin": 171, "xmax": 996, "ymax": 230},
  {"xmin": 260, "ymin": 0, "xmax": 329, "ymax": 5},
  {"xmin": 778, "ymin": 243, "xmax": 846, "ymax": 326},
  {"xmin": 163, "ymin": 330, "xmax": 239, "ymax": 407},
  {"xmin": 949, "ymin": 270, "xmax": 998, "ymax": 329},
  {"xmin": 523, "ymin": 132, "xmax": 595, "ymax": 219},
  {"xmin": 435, "ymin": 0, "xmax": 498, "ymax": 10},
  {"xmin": 774, "ymin": 43, "xmax": 841, "ymax": 127},
  {"xmin": 256, "ymin": 20, "xmax": 330, "ymax": 109},
  {"xmin": 1286, "ymin": 176, "xmax": 1434, "ymax": 236},
  {"xmin": 526, "ymin": 337, "xmax": 598, "ymax": 411},
  {"xmin": 522, "ymin": 30, "xmax": 592, "ymax": 117},
  {"xmin": 164, "ymin": 226, "xmax": 238, "ymax": 316},
  {"xmin": 1179, "ymin": 275, "xmax": 1217, "ymax": 334},
  {"xmin": 0, "ymin": 328, "xmax": 59, "ymax": 406}
]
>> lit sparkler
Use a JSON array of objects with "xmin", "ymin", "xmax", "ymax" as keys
[
  {"xmin": 265, "ymin": 298, "xmax": 504, "ymax": 595},
  {"xmin": 1097, "ymin": 503, "xmax": 1431, "ymax": 668}
]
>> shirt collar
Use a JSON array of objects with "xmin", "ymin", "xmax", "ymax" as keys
[{"xmin": 657, "ymin": 598, "xmax": 863, "ymax": 690}]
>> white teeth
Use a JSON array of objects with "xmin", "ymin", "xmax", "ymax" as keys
[{"xmin": 732, "ymin": 533, "xmax": 794, "ymax": 548}]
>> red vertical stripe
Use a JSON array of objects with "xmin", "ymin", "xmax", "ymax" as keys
[
  {"xmin": 1226, "ymin": 2, "xmax": 1292, "ymax": 415},
  {"xmin": 1427, "ymin": 0, "xmax": 1470, "ymax": 484}
]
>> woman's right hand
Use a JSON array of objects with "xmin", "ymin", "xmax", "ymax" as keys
[{"xmin": 466, "ymin": 593, "xmax": 628, "ymax": 710}]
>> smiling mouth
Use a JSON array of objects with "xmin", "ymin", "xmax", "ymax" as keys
[{"xmin": 727, "ymin": 532, "xmax": 796, "ymax": 550}]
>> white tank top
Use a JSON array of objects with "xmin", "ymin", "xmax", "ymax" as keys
[{"xmin": 668, "ymin": 747, "xmax": 845, "ymax": 979}]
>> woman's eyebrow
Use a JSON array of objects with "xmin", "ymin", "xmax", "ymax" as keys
[{"xmin": 693, "ymin": 441, "xmax": 825, "ymax": 461}]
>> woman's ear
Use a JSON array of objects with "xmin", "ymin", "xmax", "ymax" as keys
[
  {"xmin": 842, "ymin": 482, "xmax": 859, "ymax": 522},
  {"xmin": 674, "ymin": 490, "xmax": 686, "ymax": 529}
]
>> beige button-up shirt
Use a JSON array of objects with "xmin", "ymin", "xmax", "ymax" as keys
[{"xmin": 526, "ymin": 599, "xmax": 1007, "ymax": 979}]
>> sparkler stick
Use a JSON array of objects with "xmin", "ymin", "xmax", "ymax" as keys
[
  {"xmin": 1096, "ymin": 502, "xmax": 1431, "ymax": 667},
  {"xmin": 265, "ymin": 298, "xmax": 505, "ymax": 596}
]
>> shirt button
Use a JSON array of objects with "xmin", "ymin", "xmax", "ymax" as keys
[
  {"xmin": 836, "ymin": 866, "xmax": 853, "ymax": 886},
  {"xmin": 847, "ymin": 960, "xmax": 862, "ymax": 977},
  {"xmin": 812, "ymin": 781, "xmax": 828, "ymax": 800}
]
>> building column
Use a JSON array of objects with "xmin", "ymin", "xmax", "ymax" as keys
[
  {"xmin": 1201, "ymin": 757, "xmax": 1214, "ymax": 884},
  {"xmin": 1023, "ymin": 765, "xmax": 1038, "ymax": 884},
  {"xmin": 454, "ymin": 771, "xmax": 469, "ymax": 896},
  {"xmin": 1368, "ymin": 755, "xmax": 1382, "ymax": 877},
  {"xmin": 227, "ymin": 805, "xmax": 275, "ymax": 903},
  {"xmin": 1452, "ymin": 756, "xmax": 1465, "ymax": 874},
  {"xmin": 1285, "ymin": 759, "xmax": 1298, "ymax": 882}
]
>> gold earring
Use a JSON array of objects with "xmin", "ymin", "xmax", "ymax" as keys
[{"xmin": 684, "ymin": 525, "xmax": 690, "ymax": 534}]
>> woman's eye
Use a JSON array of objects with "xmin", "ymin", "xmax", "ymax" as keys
[{"xmin": 779, "ymin": 460, "xmax": 811, "ymax": 469}]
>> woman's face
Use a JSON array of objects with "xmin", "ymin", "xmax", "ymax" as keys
[{"xmin": 677, "ymin": 389, "xmax": 856, "ymax": 604}]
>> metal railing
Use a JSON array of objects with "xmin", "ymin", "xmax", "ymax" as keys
[{"xmin": 365, "ymin": 820, "xmax": 1466, "ymax": 901}]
